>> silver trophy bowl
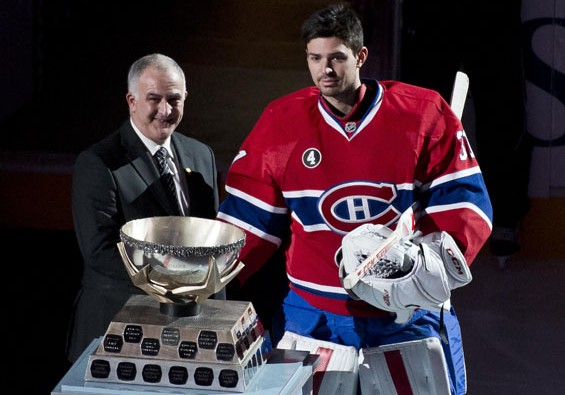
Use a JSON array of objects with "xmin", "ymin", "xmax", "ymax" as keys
[{"xmin": 117, "ymin": 216, "xmax": 246, "ymax": 315}]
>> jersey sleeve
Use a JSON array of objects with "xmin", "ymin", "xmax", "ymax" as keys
[
  {"xmin": 217, "ymin": 105, "xmax": 292, "ymax": 284},
  {"xmin": 415, "ymin": 95, "xmax": 493, "ymax": 264}
]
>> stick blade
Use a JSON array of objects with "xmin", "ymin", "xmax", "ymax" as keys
[{"xmin": 450, "ymin": 71, "xmax": 469, "ymax": 120}]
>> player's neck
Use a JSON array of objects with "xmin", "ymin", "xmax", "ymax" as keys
[{"xmin": 322, "ymin": 83, "xmax": 366, "ymax": 118}]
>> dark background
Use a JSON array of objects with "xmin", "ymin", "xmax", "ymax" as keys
[
  {"xmin": 2, "ymin": 1, "xmax": 562, "ymax": 394},
  {"xmin": 0, "ymin": 0, "xmax": 398, "ymax": 156}
]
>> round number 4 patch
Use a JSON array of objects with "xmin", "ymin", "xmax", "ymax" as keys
[{"xmin": 302, "ymin": 148, "xmax": 321, "ymax": 169}]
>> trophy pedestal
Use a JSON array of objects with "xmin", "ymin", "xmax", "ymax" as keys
[
  {"xmin": 53, "ymin": 338, "xmax": 315, "ymax": 395},
  {"xmin": 84, "ymin": 295, "xmax": 268, "ymax": 392}
]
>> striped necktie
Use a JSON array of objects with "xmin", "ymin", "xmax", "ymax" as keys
[{"xmin": 154, "ymin": 147, "xmax": 181, "ymax": 215}]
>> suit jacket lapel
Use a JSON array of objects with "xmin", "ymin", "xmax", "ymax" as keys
[
  {"xmin": 172, "ymin": 134, "xmax": 195, "ymax": 177},
  {"xmin": 115, "ymin": 120, "xmax": 178, "ymax": 215},
  {"xmin": 171, "ymin": 133, "xmax": 218, "ymax": 218}
]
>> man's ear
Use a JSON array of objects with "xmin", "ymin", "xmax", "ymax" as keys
[{"xmin": 126, "ymin": 92, "xmax": 135, "ymax": 104}]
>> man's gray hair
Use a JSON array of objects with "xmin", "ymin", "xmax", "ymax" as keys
[{"xmin": 127, "ymin": 53, "xmax": 186, "ymax": 98}]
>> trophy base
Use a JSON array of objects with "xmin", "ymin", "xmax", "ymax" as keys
[
  {"xmin": 53, "ymin": 338, "xmax": 315, "ymax": 395},
  {"xmin": 84, "ymin": 295, "xmax": 269, "ymax": 392}
]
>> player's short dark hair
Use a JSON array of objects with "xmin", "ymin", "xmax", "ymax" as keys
[{"xmin": 301, "ymin": 3, "xmax": 364, "ymax": 53}]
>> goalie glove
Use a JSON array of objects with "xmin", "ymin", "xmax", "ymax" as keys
[
  {"xmin": 339, "ymin": 224, "xmax": 416, "ymax": 281},
  {"xmin": 416, "ymin": 231, "xmax": 472, "ymax": 290},
  {"xmin": 339, "ymin": 225, "xmax": 472, "ymax": 324}
]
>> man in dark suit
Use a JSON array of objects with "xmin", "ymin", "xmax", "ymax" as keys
[{"xmin": 66, "ymin": 53, "xmax": 221, "ymax": 363}]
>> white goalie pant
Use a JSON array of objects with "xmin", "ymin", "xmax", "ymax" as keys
[
  {"xmin": 359, "ymin": 337, "xmax": 451, "ymax": 395},
  {"xmin": 276, "ymin": 331, "xmax": 359, "ymax": 395}
]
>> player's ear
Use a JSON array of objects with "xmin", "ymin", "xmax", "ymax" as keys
[{"xmin": 356, "ymin": 47, "xmax": 369, "ymax": 68}]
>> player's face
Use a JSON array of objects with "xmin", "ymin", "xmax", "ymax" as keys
[
  {"xmin": 127, "ymin": 67, "xmax": 187, "ymax": 145},
  {"xmin": 306, "ymin": 37, "xmax": 364, "ymax": 100}
]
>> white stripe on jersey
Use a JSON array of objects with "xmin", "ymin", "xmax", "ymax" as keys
[
  {"xmin": 291, "ymin": 211, "xmax": 331, "ymax": 232},
  {"xmin": 225, "ymin": 185, "xmax": 288, "ymax": 214},
  {"xmin": 216, "ymin": 212, "xmax": 282, "ymax": 245},
  {"xmin": 420, "ymin": 167, "xmax": 482, "ymax": 191},
  {"xmin": 283, "ymin": 189, "xmax": 324, "ymax": 198},
  {"xmin": 287, "ymin": 272, "xmax": 349, "ymax": 295},
  {"xmin": 424, "ymin": 202, "xmax": 493, "ymax": 230}
]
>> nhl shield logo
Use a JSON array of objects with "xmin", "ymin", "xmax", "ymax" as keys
[{"xmin": 345, "ymin": 122, "xmax": 357, "ymax": 134}]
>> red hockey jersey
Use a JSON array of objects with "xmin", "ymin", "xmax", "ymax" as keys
[{"xmin": 218, "ymin": 79, "xmax": 492, "ymax": 317}]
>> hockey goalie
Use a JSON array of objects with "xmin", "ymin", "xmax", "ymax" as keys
[{"xmin": 336, "ymin": 215, "xmax": 473, "ymax": 394}]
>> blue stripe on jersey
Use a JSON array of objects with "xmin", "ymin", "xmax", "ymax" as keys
[
  {"xmin": 288, "ymin": 277, "xmax": 350, "ymax": 301},
  {"xmin": 285, "ymin": 195, "xmax": 324, "ymax": 225},
  {"xmin": 423, "ymin": 172, "xmax": 493, "ymax": 223},
  {"xmin": 219, "ymin": 195, "xmax": 289, "ymax": 240}
]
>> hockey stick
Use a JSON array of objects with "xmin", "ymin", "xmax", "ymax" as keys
[
  {"xmin": 342, "ymin": 203, "xmax": 417, "ymax": 290},
  {"xmin": 449, "ymin": 71, "xmax": 469, "ymax": 120},
  {"xmin": 342, "ymin": 73, "xmax": 469, "ymax": 291}
]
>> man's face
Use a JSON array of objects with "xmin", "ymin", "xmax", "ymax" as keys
[
  {"xmin": 306, "ymin": 36, "xmax": 363, "ymax": 100},
  {"xmin": 126, "ymin": 67, "xmax": 187, "ymax": 145}
]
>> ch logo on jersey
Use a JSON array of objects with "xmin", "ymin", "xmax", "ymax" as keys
[
  {"xmin": 318, "ymin": 181, "xmax": 401, "ymax": 234},
  {"xmin": 302, "ymin": 148, "xmax": 322, "ymax": 169}
]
